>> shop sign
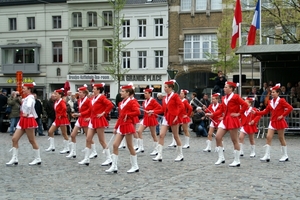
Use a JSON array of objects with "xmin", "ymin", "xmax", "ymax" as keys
[
  {"xmin": 125, "ymin": 75, "xmax": 162, "ymax": 82},
  {"xmin": 6, "ymin": 77, "xmax": 35, "ymax": 84},
  {"xmin": 67, "ymin": 74, "xmax": 113, "ymax": 81}
]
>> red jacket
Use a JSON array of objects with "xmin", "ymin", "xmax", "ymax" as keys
[
  {"xmin": 142, "ymin": 97, "xmax": 162, "ymax": 116},
  {"xmin": 55, "ymin": 98, "xmax": 67, "ymax": 119},
  {"xmin": 205, "ymin": 103, "xmax": 223, "ymax": 126},
  {"xmin": 78, "ymin": 97, "xmax": 92, "ymax": 118},
  {"xmin": 161, "ymin": 93, "xmax": 183, "ymax": 117},
  {"xmin": 90, "ymin": 95, "xmax": 113, "ymax": 118},
  {"xmin": 257, "ymin": 98, "xmax": 293, "ymax": 121},
  {"xmin": 240, "ymin": 107, "xmax": 261, "ymax": 126},
  {"xmin": 115, "ymin": 98, "xmax": 140, "ymax": 128},
  {"xmin": 214, "ymin": 94, "xmax": 248, "ymax": 118},
  {"xmin": 180, "ymin": 99, "xmax": 193, "ymax": 117}
]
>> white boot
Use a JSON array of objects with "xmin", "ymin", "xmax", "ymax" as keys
[
  {"xmin": 78, "ymin": 148, "xmax": 90, "ymax": 166},
  {"xmin": 29, "ymin": 149, "xmax": 42, "ymax": 166},
  {"xmin": 168, "ymin": 135, "xmax": 177, "ymax": 147},
  {"xmin": 203, "ymin": 140, "xmax": 212, "ymax": 152},
  {"xmin": 66, "ymin": 142, "xmax": 76, "ymax": 158},
  {"xmin": 239, "ymin": 143, "xmax": 244, "ymax": 156},
  {"xmin": 89, "ymin": 143, "xmax": 98, "ymax": 159},
  {"xmin": 250, "ymin": 145, "xmax": 256, "ymax": 158},
  {"xmin": 6, "ymin": 147, "xmax": 18, "ymax": 166},
  {"xmin": 182, "ymin": 136, "xmax": 190, "ymax": 149},
  {"xmin": 150, "ymin": 142, "xmax": 158, "ymax": 156},
  {"xmin": 136, "ymin": 139, "xmax": 144, "ymax": 153},
  {"xmin": 133, "ymin": 138, "xmax": 138, "ymax": 150},
  {"xmin": 174, "ymin": 146, "xmax": 184, "ymax": 162},
  {"xmin": 215, "ymin": 146, "xmax": 225, "ymax": 165},
  {"xmin": 105, "ymin": 154, "xmax": 118, "ymax": 173},
  {"xmin": 152, "ymin": 144, "xmax": 163, "ymax": 162},
  {"xmin": 45, "ymin": 137, "xmax": 55, "ymax": 152},
  {"xmin": 60, "ymin": 140, "xmax": 70, "ymax": 154},
  {"xmin": 260, "ymin": 144, "xmax": 270, "ymax": 162},
  {"xmin": 118, "ymin": 138, "xmax": 126, "ymax": 149},
  {"xmin": 229, "ymin": 150, "xmax": 241, "ymax": 167},
  {"xmin": 127, "ymin": 155, "xmax": 139, "ymax": 173},
  {"xmin": 101, "ymin": 149, "xmax": 112, "ymax": 166},
  {"xmin": 279, "ymin": 146, "xmax": 289, "ymax": 162}
]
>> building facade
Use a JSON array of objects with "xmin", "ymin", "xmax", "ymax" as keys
[{"xmin": 0, "ymin": 0, "xmax": 69, "ymax": 98}]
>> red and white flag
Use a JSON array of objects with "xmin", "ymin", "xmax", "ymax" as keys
[
  {"xmin": 231, "ymin": 0, "xmax": 242, "ymax": 49},
  {"xmin": 247, "ymin": 0, "xmax": 261, "ymax": 45}
]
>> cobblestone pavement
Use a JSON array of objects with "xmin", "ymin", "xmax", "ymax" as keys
[{"xmin": 1, "ymin": 119, "xmax": 300, "ymax": 199}]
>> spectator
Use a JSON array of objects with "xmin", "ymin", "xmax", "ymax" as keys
[
  {"xmin": 260, "ymin": 85, "xmax": 272, "ymax": 110},
  {"xmin": 0, "ymin": 89, "xmax": 8, "ymax": 132},
  {"xmin": 155, "ymin": 93, "xmax": 163, "ymax": 136},
  {"xmin": 190, "ymin": 92, "xmax": 200, "ymax": 111},
  {"xmin": 286, "ymin": 82, "xmax": 292, "ymax": 94},
  {"xmin": 7, "ymin": 91, "xmax": 21, "ymax": 135},
  {"xmin": 259, "ymin": 82, "xmax": 268, "ymax": 95},
  {"xmin": 34, "ymin": 93, "xmax": 45, "ymax": 136},
  {"xmin": 200, "ymin": 94, "xmax": 210, "ymax": 108},
  {"xmin": 213, "ymin": 70, "xmax": 227, "ymax": 96},
  {"xmin": 45, "ymin": 93, "xmax": 59, "ymax": 135},
  {"xmin": 192, "ymin": 107, "xmax": 208, "ymax": 137},
  {"xmin": 280, "ymin": 85, "xmax": 289, "ymax": 102},
  {"xmin": 248, "ymin": 87, "xmax": 260, "ymax": 108}
]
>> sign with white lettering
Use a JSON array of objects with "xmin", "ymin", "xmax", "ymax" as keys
[
  {"xmin": 67, "ymin": 74, "xmax": 114, "ymax": 81},
  {"xmin": 125, "ymin": 75, "xmax": 162, "ymax": 82}
]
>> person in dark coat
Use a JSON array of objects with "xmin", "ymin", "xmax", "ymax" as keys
[
  {"xmin": 213, "ymin": 71, "xmax": 227, "ymax": 96},
  {"xmin": 7, "ymin": 91, "xmax": 21, "ymax": 135},
  {"xmin": 34, "ymin": 93, "xmax": 45, "ymax": 136},
  {"xmin": 0, "ymin": 89, "xmax": 8, "ymax": 133},
  {"xmin": 192, "ymin": 107, "xmax": 208, "ymax": 137}
]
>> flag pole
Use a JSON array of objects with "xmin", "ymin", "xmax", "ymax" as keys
[{"xmin": 238, "ymin": 22, "xmax": 242, "ymax": 95}]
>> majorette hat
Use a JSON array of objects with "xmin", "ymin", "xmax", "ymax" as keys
[
  {"xmin": 181, "ymin": 89, "xmax": 189, "ymax": 95},
  {"xmin": 212, "ymin": 93, "xmax": 220, "ymax": 98},
  {"xmin": 144, "ymin": 87, "xmax": 154, "ymax": 93},
  {"xmin": 55, "ymin": 88, "xmax": 64, "ymax": 93},
  {"xmin": 245, "ymin": 97, "xmax": 255, "ymax": 101},
  {"xmin": 164, "ymin": 79, "xmax": 176, "ymax": 85},
  {"xmin": 226, "ymin": 81, "xmax": 239, "ymax": 88},
  {"xmin": 78, "ymin": 84, "xmax": 88, "ymax": 91},
  {"xmin": 121, "ymin": 82, "xmax": 134, "ymax": 90},
  {"xmin": 93, "ymin": 83, "xmax": 105, "ymax": 88},
  {"xmin": 271, "ymin": 83, "xmax": 281, "ymax": 91},
  {"xmin": 22, "ymin": 82, "xmax": 36, "ymax": 88}
]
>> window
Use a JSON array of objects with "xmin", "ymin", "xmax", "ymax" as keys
[
  {"xmin": 196, "ymin": 0, "xmax": 206, "ymax": 11},
  {"xmin": 9, "ymin": 18, "xmax": 17, "ymax": 31},
  {"xmin": 138, "ymin": 51, "xmax": 147, "ymax": 68},
  {"xmin": 122, "ymin": 51, "xmax": 130, "ymax": 69},
  {"xmin": 88, "ymin": 12, "xmax": 97, "ymax": 27},
  {"xmin": 241, "ymin": 0, "xmax": 255, "ymax": 9},
  {"xmin": 14, "ymin": 48, "xmax": 35, "ymax": 63},
  {"xmin": 73, "ymin": 40, "xmax": 82, "ymax": 63},
  {"xmin": 88, "ymin": 40, "xmax": 97, "ymax": 66},
  {"xmin": 27, "ymin": 17, "xmax": 35, "ymax": 30},
  {"xmin": 103, "ymin": 11, "xmax": 113, "ymax": 26},
  {"xmin": 211, "ymin": 0, "xmax": 222, "ymax": 10},
  {"xmin": 181, "ymin": 0, "xmax": 191, "ymax": 11},
  {"xmin": 53, "ymin": 16, "xmax": 61, "ymax": 29},
  {"xmin": 184, "ymin": 34, "xmax": 217, "ymax": 60},
  {"xmin": 73, "ymin": 12, "xmax": 82, "ymax": 27},
  {"xmin": 57, "ymin": 68, "xmax": 61, "ymax": 76},
  {"xmin": 154, "ymin": 51, "xmax": 163, "ymax": 68},
  {"xmin": 138, "ymin": 19, "xmax": 146, "ymax": 37},
  {"xmin": 154, "ymin": 18, "xmax": 163, "ymax": 37},
  {"xmin": 53, "ymin": 42, "xmax": 62, "ymax": 63},
  {"xmin": 122, "ymin": 20, "xmax": 130, "ymax": 38},
  {"xmin": 103, "ymin": 40, "xmax": 112, "ymax": 62}
]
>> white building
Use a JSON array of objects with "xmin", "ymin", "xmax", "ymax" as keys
[
  {"xmin": 120, "ymin": 0, "xmax": 169, "ymax": 98},
  {"xmin": 0, "ymin": 0, "xmax": 69, "ymax": 98}
]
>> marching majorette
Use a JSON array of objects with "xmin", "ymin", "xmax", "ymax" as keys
[
  {"xmin": 106, "ymin": 83, "xmax": 141, "ymax": 173},
  {"xmin": 152, "ymin": 80, "xmax": 184, "ymax": 162},
  {"xmin": 179, "ymin": 89, "xmax": 193, "ymax": 149},
  {"xmin": 78, "ymin": 83, "xmax": 113, "ymax": 166},
  {"xmin": 206, "ymin": 81, "xmax": 248, "ymax": 167},
  {"xmin": 239, "ymin": 97, "xmax": 261, "ymax": 158},
  {"xmin": 203, "ymin": 93, "xmax": 222, "ymax": 152},
  {"xmin": 6, "ymin": 82, "xmax": 42, "ymax": 166},
  {"xmin": 253, "ymin": 83, "xmax": 293, "ymax": 162},
  {"xmin": 135, "ymin": 88, "xmax": 162, "ymax": 155},
  {"xmin": 66, "ymin": 85, "xmax": 93, "ymax": 159},
  {"xmin": 46, "ymin": 88, "xmax": 70, "ymax": 154}
]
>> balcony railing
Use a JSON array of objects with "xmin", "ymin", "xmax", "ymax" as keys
[
  {"xmin": 1, "ymin": 64, "xmax": 40, "ymax": 74},
  {"xmin": 84, "ymin": 64, "xmax": 99, "ymax": 73}
]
